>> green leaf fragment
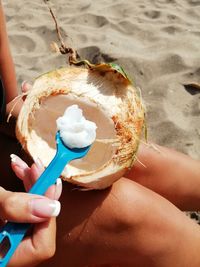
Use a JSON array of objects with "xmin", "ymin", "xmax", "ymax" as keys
[{"xmin": 108, "ymin": 63, "xmax": 131, "ymax": 82}]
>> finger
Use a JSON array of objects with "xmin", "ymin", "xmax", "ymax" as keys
[
  {"xmin": 28, "ymin": 159, "xmax": 44, "ymax": 188},
  {"xmin": 32, "ymin": 158, "xmax": 44, "ymax": 177},
  {"xmin": 30, "ymin": 163, "xmax": 62, "ymax": 200},
  {"xmin": 9, "ymin": 218, "xmax": 56, "ymax": 267},
  {"xmin": 11, "ymin": 154, "xmax": 62, "ymax": 199},
  {"xmin": 0, "ymin": 187, "xmax": 61, "ymax": 223},
  {"xmin": 10, "ymin": 154, "xmax": 29, "ymax": 176},
  {"xmin": 10, "ymin": 154, "xmax": 32, "ymax": 191},
  {"xmin": 29, "ymin": 163, "xmax": 62, "ymax": 199},
  {"xmin": 21, "ymin": 81, "xmax": 32, "ymax": 93},
  {"xmin": 11, "ymin": 155, "xmax": 44, "ymax": 191},
  {"xmin": 54, "ymin": 178, "xmax": 62, "ymax": 200},
  {"xmin": 45, "ymin": 178, "xmax": 63, "ymax": 200}
]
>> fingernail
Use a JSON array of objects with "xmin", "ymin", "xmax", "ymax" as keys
[
  {"xmin": 33, "ymin": 157, "xmax": 44, "ymax": 172},
  {"xmin": 54, "ymin": 178, "xmax": 62, "ymax": 200},
  {"xmin": 21, "ymin": 81, "xmax": 31, "ymax": 92},
  {"xmin": 21, "ymin": 80, "xmax": 27, "ymax": 88},
  {"xmin": 10, "ymin": 154, "xmax": 28, "ymax": 169},
  {"xmin": 30, "ymin": 198, "xmax": 61, "ymax": 218}
]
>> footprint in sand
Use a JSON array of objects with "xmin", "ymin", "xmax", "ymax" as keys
[
  {"xmin": 187, "ymin": 0, "xmax": 200, "ymax": 6},
  {"xmin": 67, "ymin": 13, "xmax": 109, "ymax": 28},
  {"xmin": 144, "ymin": 10, "xmax": 161, "ymax": 19},
  {"xmin": 78, "ymin": 46, "xmax": 116, "ymax": 64},
  {"xmin": 9, "ymin": 34, "xmax": 36, "ymax": 54}
]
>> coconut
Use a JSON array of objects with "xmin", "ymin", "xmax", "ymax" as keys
[{"xmin": 16, "ymin": 64, "xmax": 145, "ymax": 189}]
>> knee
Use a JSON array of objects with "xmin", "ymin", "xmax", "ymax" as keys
[{"xmin": 94, "ymin": 178, "xmax": 148, "ymax": 235}]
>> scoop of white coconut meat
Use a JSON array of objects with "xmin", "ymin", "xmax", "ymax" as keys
[
  {"xmin": 56, "ymin": 104, "xmax": 97, "ymax": 149},
  {"xmin": 16, "ymin": 67, "xmax": 145, "ymax": 189}
]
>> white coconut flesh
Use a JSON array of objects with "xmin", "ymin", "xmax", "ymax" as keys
[
  {"xmin": 56, "ymin": 104, "xmax": 97, "ymax": 149},
  {"xmin": 16, "ymin": 67, "xmax": 145, "ymax": 189}
]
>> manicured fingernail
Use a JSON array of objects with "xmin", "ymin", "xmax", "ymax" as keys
[
  {"xmin": 21, "ymin": 81, "xmax": 31, "ymax": 92},
  {"xmin": 21, "ymin": 80, "xmax": 27, "ymax": 88},
  {"xmin": 54, "ymin": 178, "xmax": 62, "ymax": 200},
  {"xmin": 10, "ymin": 154, "xmax": 28, "ymax": 169},
  {"xmin": 33, "ymin": 157, "xmax": 44, "ymax": 172},
  {"xmin": 30, "ymin": 198, "xmax": 61, "ymax": 218}
]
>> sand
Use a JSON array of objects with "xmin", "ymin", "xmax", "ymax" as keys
[{"xmin": 3, "ymin": 0, "xmax": 200, "ymax": 159}]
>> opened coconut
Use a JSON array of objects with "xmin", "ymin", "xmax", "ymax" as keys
[{"xmin": 16, "ymin": 63, "xmax": 145, "ymax": 189}]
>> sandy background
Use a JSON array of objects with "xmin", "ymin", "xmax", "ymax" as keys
[{"xmin": 3, "ymin": 0, "xmax": 200, "ymax": 159}]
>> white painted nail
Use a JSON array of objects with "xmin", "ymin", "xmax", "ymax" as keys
[
  {"xmin": 33, "ymin": 157, "xmax": 44, "ymax": 171},
  {"xmin": 21, "ymin": 80, "xmax": 27, "ymax": 88},
  {"xmin": 51, "ymin": 200, "xmax": 61, "ymax": 217},
  {"xmin": 30, "ymin": 198, "xmax": 61, "ymax": 218},
  {"xmin": 54, "ymin": 178, "xmax": 62, "ymax": 200},
  {"xmin": 10, "ymin": 154, "xmax": 28, "ymax": 169}
]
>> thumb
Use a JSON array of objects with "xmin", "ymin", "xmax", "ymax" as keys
[{"xmin": 0, "ymin": 187, "xmax": 60, "ymax": 223}]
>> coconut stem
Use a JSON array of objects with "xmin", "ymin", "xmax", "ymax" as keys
[
  {"xmin": 43, "ymin": 0, "xmax": 78, "ymax": 64},
  {"xmin": 42, "ymin": 0, "xmax": 134, "ymax": 81}
]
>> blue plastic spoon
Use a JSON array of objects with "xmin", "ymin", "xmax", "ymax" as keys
[{"xmin": 0, "ymin": 131, "xmax": 90, "ymax": 266}]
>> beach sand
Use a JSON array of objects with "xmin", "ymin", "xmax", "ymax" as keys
[{"xmin": 3, "ymin": 0, "xmax": 200, "ymax": 159}]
